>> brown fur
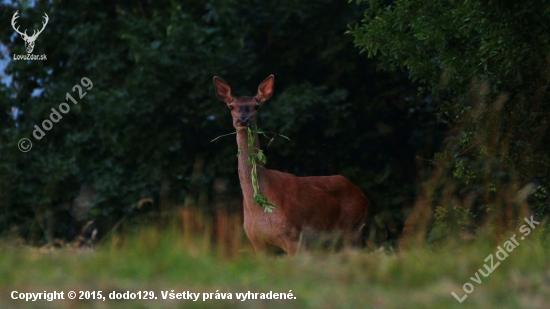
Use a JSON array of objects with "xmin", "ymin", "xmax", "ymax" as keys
[{"xmin": 213, "ymin": 75, "xmax": 370, "ymax": 254}]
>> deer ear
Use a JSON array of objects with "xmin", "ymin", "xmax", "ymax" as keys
[
  {"xmin": 213, "ymin": 76, "xmax": 233, "ymax": 104},
  {"xmin": 255, "ymin": 75, "xmax": 274, "ymax": 103}
]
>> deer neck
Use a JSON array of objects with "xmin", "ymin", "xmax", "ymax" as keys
[{"xmin": 236, "ymin": 129, "xmax": 265, "ymax": 212}]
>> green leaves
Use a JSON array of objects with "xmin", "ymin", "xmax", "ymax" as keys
[
  {"xmin": 253, "ymin": 194, "xmax": 276, "ymax": 213},
  {"xmin": 256, "ymin": 150, "xmax": 267, "ymax": 165},
  {"xmin": 0, "ymin": 0, "xmax": 442, "ymax": 243},
  {"xmin": 247, "ymin": 126, "xmax": 277, "ymax": 212},
  {"xmin": 348, "ymin": 0, "xmax": 550, "ymax": 220},
  {"xmin": 214, "ymin": 125, "xmax": 286, "ymax": 212}
]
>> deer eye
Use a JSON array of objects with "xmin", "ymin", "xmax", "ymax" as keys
[
  {"xmin": 254, "ymin": 104, "xmax": 260, "ymax": 110},
  {"xmin": 229, "ymin": 105, "xmax": 234, "ymax": 111}
]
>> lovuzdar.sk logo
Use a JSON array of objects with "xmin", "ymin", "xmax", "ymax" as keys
[{"xmin": 11, "ymin": 10, "xmax": 48, "ymax": 61}]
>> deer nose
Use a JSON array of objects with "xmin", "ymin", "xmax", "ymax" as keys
[{"xmin": 236, "ymin": 117, "xmax": 250, "ymax": 126}]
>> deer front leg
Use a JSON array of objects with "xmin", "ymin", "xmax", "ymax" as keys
[
  {"xmin": 282, "ymin": 239, "xmax": 299, "ymax": 255},
  {"xmin": 244, "ymin": 225, "xmax": 273, "ymax": 254},
  {"xmin": 249, "ymin": 238, "xmax": 268, "ymax": 253},
  {"xmin": 280, "ymin": 228, "xmax": 301, "ymax": 255}
]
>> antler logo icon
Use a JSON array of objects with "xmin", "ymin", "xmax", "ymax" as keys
[{"xmin": 11, "ymin": 10, "xmax": 49, "ymax": 54}]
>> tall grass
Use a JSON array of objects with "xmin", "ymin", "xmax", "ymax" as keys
[
  {"xmin": 1, "ymin": 203, "xmax": 549, "ymax": 308},
  {"xmin": 401, "ymin": 81, "xmax": 549, "ymax": 250}
]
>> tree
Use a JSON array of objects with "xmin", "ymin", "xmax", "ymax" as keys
[
  {"xmin": 0, "ymin": 0, "xmax": 437, "ymax": 245},
  {"xmin": 347, "ymin": 0, "xmax": 550, "ymax": 230}
]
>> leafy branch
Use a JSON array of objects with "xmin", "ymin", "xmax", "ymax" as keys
[
  {"xmin": 212, "ymin": 126, "xmax": 289, "ymax": 212},
  {"xmin": 247, "ymin": 126, "xmax": 276, "ymax": 212}
]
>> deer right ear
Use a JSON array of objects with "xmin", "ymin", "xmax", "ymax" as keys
[
  {"xmin": 255, "ymin": 74, "xmax": 274, "ymax": 103},
  {"xmin": 213, "ymin": 77, "xmax": 233, "ymax": 104}
]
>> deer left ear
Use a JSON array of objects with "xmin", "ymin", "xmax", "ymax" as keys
[
  {"xmin": 213, "ymin": 76, "xmax": 233, "ymax": 104},
  {"xmin": 255, "ymin": 75, "xmax": 274, "ymax": 103}
]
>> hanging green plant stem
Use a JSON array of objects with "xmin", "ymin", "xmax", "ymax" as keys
[{"xmin": 211, "ymin": 126, "xmax": 289, "ymax": 212}]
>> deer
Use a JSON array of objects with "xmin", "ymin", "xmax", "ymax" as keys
[
  {"xmin": 213, "ymin": 74, "xmax": 370, "ymax": 254},
  {"xmin": 11, "ymin": 11, "xmax": 49, "ymax": 54}
]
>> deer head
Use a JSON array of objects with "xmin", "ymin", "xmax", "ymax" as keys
[
  {"xmin": 213, "ymin": 75, "xmax": 274, "ymax": 131},
  {"xmin": 11, "ymin": 11, "xmax": 49, "ymax": 54}
]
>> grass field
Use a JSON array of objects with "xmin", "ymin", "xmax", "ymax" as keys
[{"xmin": 1, "ymin": 223, "xmax": 549, "ymax": 309}]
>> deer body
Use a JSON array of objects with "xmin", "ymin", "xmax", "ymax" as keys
[{"xmin": 214, "ymin": 75, "xmax": 369, "ymax": 254}]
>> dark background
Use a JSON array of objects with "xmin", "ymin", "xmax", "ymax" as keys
[{"xmin": 1, "ymin": 0, "xmax": 548, "ymax": 246}]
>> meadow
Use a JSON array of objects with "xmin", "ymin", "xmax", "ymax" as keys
[
  {"xmin": 1, "ymin": 217, "xmax": 549, "ymax": 309},
  {"xmin": 2, "ymin": 1, "xmax": 550, "ymax": 308}
]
